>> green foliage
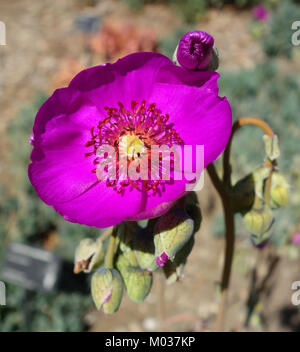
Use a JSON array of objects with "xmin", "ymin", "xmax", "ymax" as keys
[
  {"xmin": 0, "ymin": 284, "xmax": 91, "ymax": 332},
  {"xmin": 121, "ymin": 0, "xmax": 263, "ymax": 24},
  {"xmin": 261, "ymin": 1, "xmax": 300, "ymax": 58}
]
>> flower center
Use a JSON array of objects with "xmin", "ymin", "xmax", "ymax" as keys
[
  {"xmin": 85, "ymin": 100, "xmax": 183, "ymax": 194},
  {"xmin": 119, "ymin": 134, "xmax": 145, "ymax": 160}
]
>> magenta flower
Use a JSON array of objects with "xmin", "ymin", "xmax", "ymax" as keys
[
  {"xmin": 29, "ymin": 52, "xmax": 231, "ymax": 228},
  {"xmin": 253, "ymin": 5, "xmax": 269, "ymax": 21},
  {"xmin": 176, "ymin": 31, "xmax": 215, "ymax": 70}
]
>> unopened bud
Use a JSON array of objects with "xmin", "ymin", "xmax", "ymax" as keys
[
  {"xmin": 243, "ymin": 207, "xmax": 274, "ymax": 237},
  {"xmin": 252, "ymin": 166, "xmax": 271, "ymax": 199},
  {"xmin": 231, "ymin": 174, "xmax": 255, "ymax": 214},
  {"xmin": 74, "ymin": 238, "xmax": 105, "ymax": 274},
  {"xmin": 133, "ymin": 228, "xmax": 158, "ymax": 272},
  {"xmin": 185, "ymin": 192, "xmax": 202, "ymax": 233},
  {"xmin": 251, "ymin": 235, "xmax": 271, "ymax": 249},
  {"xmin": 154, "ymin": 209, "xmax": 194, "ymax": 266},
  {"xmin": 91, "ymin": 267, "xmax": 124, "ymax": 314},
  {"xmin": 174, "ymin": 31, "xmax": 218, "ymax": 71},
  {"xmin": 118, "ymin": 222, "xmax": 135, "ymax": 253},
  {"xmin": 270, "ymin": 172, "xmax": 289, "ymax": 208},
  {"xmin": 163, "ymin": 235, "xmax": 195, "ymax": 284},
  {"xmin": 116, "ymin": 254, "xmax": 152, "ymax": 303},
  {"xmin": 231, "ymin": 166, "xmax": 274, "ymax": 214},
  {"xmin": 263, "ymin": 134, "xmax": 280, "ymax": 161}
]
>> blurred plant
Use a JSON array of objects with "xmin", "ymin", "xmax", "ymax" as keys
[
  {"xmin": 219, "ymin": 62, "xmax": 300, "ymax": 249},
  {"xmin": 159, "ymin": 27, "xmax": 192, "ymax": 59},
  {"xmin": 50, "ymin": 59, "xmax": 86, "ymax": 92},
  {"xmin": 252, "ymin": 4, "xmax": 269, "ymax": 21},
  {"xmin": 0, "ymin": 94, "xmax": 99, "ymax": 331},
  {"xmin": 292, "ymin": 233, "xmax": 300, "ymax": 245},
  {"xmin": 121, "ymin": 0, "xmax": 277, "ymax": 24},
  {"xmin": 121, "ymin": 0, "xmax": 207, "ymax": 23},
  {"xmin": 89, "ymin": 21, "xmax": 158, "ymax": 61},
  {"xmin": 260, "ymin": 0, "xmax": 300, "ymax": 58},
  {"xmin": 0, "ymin": 283, "xmax": 91, "ymax": 332}
]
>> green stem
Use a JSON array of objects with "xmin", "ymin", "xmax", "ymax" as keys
[{"xmin": 104, "ymin": 227, "xmax": 117, "ymax": 268}]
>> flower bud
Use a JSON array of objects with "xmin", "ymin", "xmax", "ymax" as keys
[
  {"xmin": 116, "ymin": 254, "xmax": 152, "ymax": 303},
  {"xmin": 91, "ymin": 267, "xmax": 124, "ymax": 314},
  {"xmin": 118, "ymin": 222, "xmax": 135, "ymax": 253},
  {"xmin": 74, "ymin": 238, "xmax": 105, "ymax": 273},
  {"xmin": 163, "ymin": 235, "xmax": 195, "ymax": 284},
  {"xmin": 252, "ymin": 166, "xmax": 271, "ymax": 199},
  {"xmin": 185, "ymin": 192, "xmax": 202, "ymax": 233},
  {"xmin": 133, "ymin": 228, "xmax": 158, "ymax": 272},
  {"xmin": 270, "ymin": 172, "xmax": 289, "ymax": 208},
  {"xmin": 263, "ymin": 134, "xmax": 280, "ymax": 161},
  {"xmin": 154, "ymin": 209, "xmax": 194, "ymax": 266},
  {"xmin": 174, "ymin": 31, "xmax": 218, "ymax": 71},
  {"xmin": 231, "ymin": 174, "xmax": 255, "ymax": 214},
  {"xmin": 251, "ymin": 235, "xmax": 271, "ymax": 249},
  {"xmin": 243, "ymin": 207, "xmax": 274, "ymax": 237},
  {"xmin": 231, "ymin": 167, "xmax": 272, "ymax": 214}
]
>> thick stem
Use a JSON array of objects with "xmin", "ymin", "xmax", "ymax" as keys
[{"xmin": 207, "ymin": 164, "xmax": 235, "ymax": 331}]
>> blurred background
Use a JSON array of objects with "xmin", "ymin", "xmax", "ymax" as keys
[{"xmin": 0, "ymin": 0, "xmax": 299, "ymax": 332}]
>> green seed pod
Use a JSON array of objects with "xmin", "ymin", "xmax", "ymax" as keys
[
  {"xmin": 116, "ymin": 254, "xmax": 152, "ymax": 303},
  {"xmin": 91, "ymin": 267, "xmax": 124, "ymax": 314},
  {"xmin": 243, "ymin": 207, "xmax": 274, "ymax": 237},
  {"xmin": 154, "ymin": 209, "xmax": 194, "ymax": 266},
  {"xmin": 74, "ymin": 238, "xmax": 105, "ymax": 273},
  {"xmin": 270, "ymin": 172, "xmax": 289, "ymax": 208}
]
